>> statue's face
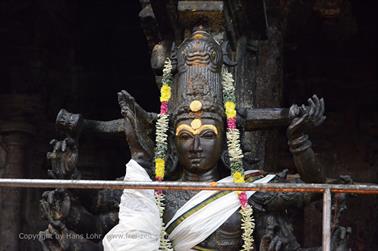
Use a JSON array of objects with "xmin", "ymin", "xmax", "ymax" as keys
[{"xmin": 175, "ymin": 118, "xmax": 224, "ymax": 174}]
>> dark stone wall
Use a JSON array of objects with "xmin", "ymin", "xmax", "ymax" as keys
[{"xmin": 0, "ymin": 1, "xmax": 157, "ymax": 250}]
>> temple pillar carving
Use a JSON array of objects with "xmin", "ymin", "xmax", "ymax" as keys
[{"xmin": 0, "ymin": 95, "xmax": 39, "ymax": 251}]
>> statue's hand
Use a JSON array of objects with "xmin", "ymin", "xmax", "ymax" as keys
[
  {"xmin": 47, "ymin": 138, "xmax": 79, "ymax": 179},
  {"xmin": 40, "ymin": 189, "xmax": 71, "ymax": 225},
  {"xmin": 287, "ymin": 95, "xmax": 326, "ymax": 140},
  {"xmin": 118, "ymin": 90, "xmax": 156, "ymax": 168}
]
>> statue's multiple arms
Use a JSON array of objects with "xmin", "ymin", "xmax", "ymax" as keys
[{"xmin": 41, "ymin": 138, "xmax": 119, "ymax": 250}]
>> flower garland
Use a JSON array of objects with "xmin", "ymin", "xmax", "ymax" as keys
[
  {"xmin": 222, "ymin": 67, "xmax": 255, "ymax": 250},
  {"xmin": 154, "ymin": 58, "xmax": 173, "ymax": 251}
]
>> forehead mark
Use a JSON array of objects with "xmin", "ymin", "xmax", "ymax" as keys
[{"xmin": 175, "ymin": 124, "xmax": 218, "ymax": 136}]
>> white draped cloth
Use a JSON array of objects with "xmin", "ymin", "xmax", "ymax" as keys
[
  {"xmin": 166, "ymin": 172, "xmax": 275, "ymax": 251},
  {"xmin": 103, "ymin": 159, "xmax": 161, "ymax": 251},
  {"xmin": 103, "ymin": 160, "xmax": 275, "ymax": 251}
]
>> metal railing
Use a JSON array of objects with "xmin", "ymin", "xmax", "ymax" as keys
[{"xmin": 1, "ymin": 178, "xmax": 378, "ymax": 251}]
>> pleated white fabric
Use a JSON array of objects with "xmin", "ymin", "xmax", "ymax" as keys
[
  {"xmin": 167, "ymin": 173, "xmax": 276, "ymax": 251},
  {"xmin": 102, "ymin": 159, "xmax": 160, "ymax": 251}
]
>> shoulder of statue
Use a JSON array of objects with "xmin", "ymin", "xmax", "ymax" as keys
[
  {"xmin": 245, "ymin": 170, "xmax": 278, "ymax": 209},
  {"xmin": 245, "ymin": 169, "xmax": 295, "ymax": 182}
]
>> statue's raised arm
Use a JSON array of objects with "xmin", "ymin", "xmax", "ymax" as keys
[
  {"xmin": 287, "ymin": 94, "xmax": 326, "ymax": 183},
  {"xmin": 239, "ymin": 93, "xmax": 327, "ymax": 183},
  {"xmin": 117, "ymin": 90, "xmax": 157, "ymax": 171}
]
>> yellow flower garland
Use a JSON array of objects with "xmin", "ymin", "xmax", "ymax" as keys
[
  {"xmin": 222, "ymin": 67, "xmax": 255, "ymax": 250},
  {"xmin": 160, "ymin": 84, "xmax": 171, "ymax": 102},
  {"xmin": 155, "ymin": 158, "xmax": 165, "ymax": 178},
  {"xmin": 233, "ymin": 171, "xmax": 245, "ymax": 183},
  {"xmin": 154, "ymin": 58, "xmax": 174, "ymax": 251},
  {"xmin": 225, "ymin": 101, "xmax": 237, "ymax": 118}
]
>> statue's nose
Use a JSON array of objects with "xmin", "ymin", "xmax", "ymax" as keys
[{"xmin": 190, "ymin": 136, "xmax": 202, "ymax": 152}]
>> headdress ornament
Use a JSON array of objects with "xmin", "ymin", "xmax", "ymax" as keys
[{"xmin": 170, "ymin": 26, "xmax": 224, "ymax": 126}]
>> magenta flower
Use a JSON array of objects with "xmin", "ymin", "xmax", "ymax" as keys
[
  {"xmin": 239, "ymin": 192, "xmax": 248, "ymax": 207},
  {"xmin": 160, "ymin": 102, "xmax": 168, "ymax": 114},
  {"xmin": 227, "ymin": 118, "xmax": 237, "ymax": 129}
]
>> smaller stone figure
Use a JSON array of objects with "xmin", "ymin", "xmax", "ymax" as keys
[{"xmin": 40, "ymin": 137, "xmax": 120, "ymax": 251}]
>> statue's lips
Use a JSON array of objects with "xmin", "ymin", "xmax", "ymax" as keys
[{"xmin": 189, "ymin": 157, "xmax": 203, "ymax": 163}]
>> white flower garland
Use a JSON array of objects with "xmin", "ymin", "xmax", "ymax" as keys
[
  {"xmin": 222, "ymin": 67, "xmax": 255, "ymax": 250},
  {"xmin": 226, "ymin": 129, "xmax": 244, "ymax": 162},
  {"xmin": 154, "ymin": 58, "xmax": 173, "ymax": 251},
  {"xmin": 240, "ymin": 204, "xmax": 255, "ymax": 250}
]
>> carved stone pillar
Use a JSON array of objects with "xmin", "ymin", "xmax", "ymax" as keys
[{"xmin": 0, "ymin": 95, "xmax": 38, "ymax": 251}]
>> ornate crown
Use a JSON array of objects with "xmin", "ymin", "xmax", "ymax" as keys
[{"xmin": 170, "ymin": 27, "xmax": 225, "ymax": 126}]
